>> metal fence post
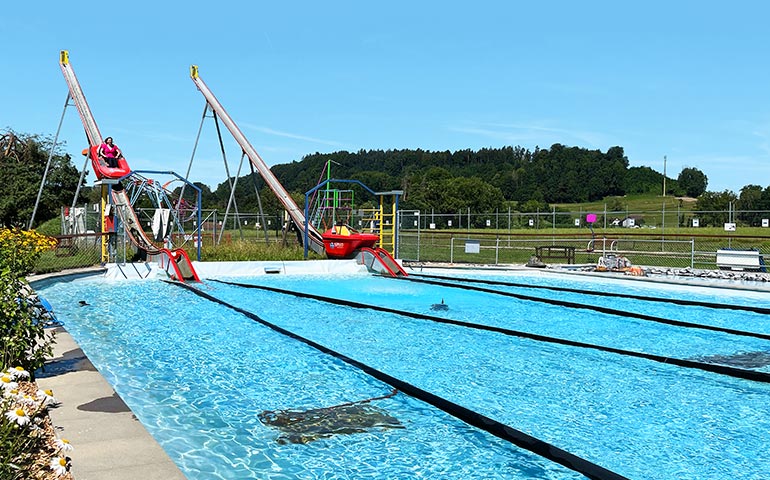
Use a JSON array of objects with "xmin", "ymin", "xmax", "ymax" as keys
[{"xmin": 691, "ymin": 238, "xmax": 695, "ymax": 269}]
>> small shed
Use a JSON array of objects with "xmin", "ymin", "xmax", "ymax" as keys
[{"xmin": 622, "ymin": 216, "xmax": 641, "ymax": 228}]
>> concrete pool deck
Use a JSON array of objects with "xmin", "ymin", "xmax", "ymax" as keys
[
  {"xmin": 36, "ymin": 328, "xmax": 186, "ymax": 480},
  {"xmin": 29, "ymin": 266, "xmax": 186, "ymax": 480}
]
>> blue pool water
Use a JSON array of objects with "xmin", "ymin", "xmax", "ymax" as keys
[{"xmin": 36, "ymin": 269, "xmax": 770, "ymax": 479}]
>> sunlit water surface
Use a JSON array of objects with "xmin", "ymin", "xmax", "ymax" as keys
[{"xmin": 36, "ymin": 269, "xmax": 770, "ymax": 479}]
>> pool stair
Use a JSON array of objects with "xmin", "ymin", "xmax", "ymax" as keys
[
  {"xmin": 103, "ymin": 258, "xmax": 199, "ymax": 282},
  {"xmin": 357, "ymin": 247, "xmax": 408, "ymax": 277}
]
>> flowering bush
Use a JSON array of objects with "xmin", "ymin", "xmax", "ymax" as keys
[
  {"xmin": 0, "ymin": 228, "xmax": 57, "ymax": 375},
  {"xmin": 0, "ymin": 229, "xmax": 64, "ymax": 477},
  {"xmin": 0, "ymin": 228, "xmax": 58, "ymax": 276},
  {"xmin": 0, "ymin": 271, "xmax": 55, "ymax": 375},
  {"xmin": 0, "ymin": 366, "xmax": 73, "ymax": 479}
]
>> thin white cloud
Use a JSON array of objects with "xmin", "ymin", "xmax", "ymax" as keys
[
  {"xmin": 240, "ymin": 122, "xmax": 345, "ymax": 147},
  {"xmin": 750, "ymin": 124, "xmax": 770, "ymax": 157},
  {"xmin": 109, "ymin": 126, "xmax": 191, "ymax": 144},
  {"xmin": 263, "ymin": 32, "xmax": 275, "ymax": 51}
]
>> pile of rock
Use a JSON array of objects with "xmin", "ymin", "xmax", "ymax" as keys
[{"xmin": 644, "ymin": 266, "xmax": 770, "ymax": 283}]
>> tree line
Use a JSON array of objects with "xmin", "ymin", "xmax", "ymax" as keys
[
  {"xmin": 0, "ymin": 128, "xmax": 728, "ymax": 229},
  {"xmin": 269, "ymin": 144, "xmax": 708, "ymax": 212}
]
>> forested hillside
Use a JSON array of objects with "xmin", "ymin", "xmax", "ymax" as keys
[
  {"xmin": 3, "ymin": 127, "xmax": 715, "ymax": 228},
  {"xmin": 266, "ymin": 144, "xmax": 700, "ymax": 212}
]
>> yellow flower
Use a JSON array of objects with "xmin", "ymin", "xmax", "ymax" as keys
[{"xmin": 37, "ymin": 388, "xmax": 59, "ymax": 406}]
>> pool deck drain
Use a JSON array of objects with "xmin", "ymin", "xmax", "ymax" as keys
[{"xmin": 36, "ymin": 328, "xmax": 186, "ymax": 480}]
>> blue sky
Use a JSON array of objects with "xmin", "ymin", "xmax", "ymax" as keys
[{"xmin": 4, "ymin": 1, "xmax": 770, "ymax": 194}]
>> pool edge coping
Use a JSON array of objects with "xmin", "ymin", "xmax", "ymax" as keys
[{"xmin": 35, "ymin": 327, "xmax": 187, "ymax": 480}]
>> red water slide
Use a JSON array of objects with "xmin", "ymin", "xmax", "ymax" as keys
[{"xmin": 59, "ymin": 50, "xmax": 199, "ymax": 282}]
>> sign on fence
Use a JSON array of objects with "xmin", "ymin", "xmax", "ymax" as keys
[{"xmin": 465, "ymin": 240, "xmax": 480, "ymax": 254}]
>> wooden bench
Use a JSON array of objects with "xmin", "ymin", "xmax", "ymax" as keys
[
  {"xmin": 535, "ymin": 245, "xmax": 576, "ymax": 264},
  {"xmin": 54, "ymin": 237, "xmax": 77, "ymax": 257},
  {"xmin": 716, "ymin": 249, "xmax": 766, "ymax": 272}
]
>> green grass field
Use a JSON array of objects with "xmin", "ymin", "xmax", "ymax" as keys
[{"xmin": 32, "ymin": 192, "xmax": 770, "ymax": 273}]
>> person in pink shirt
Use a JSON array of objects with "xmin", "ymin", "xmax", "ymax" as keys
[{"xmin": 98, "ymin": 137, "xmax": 123, "ymax": 168}]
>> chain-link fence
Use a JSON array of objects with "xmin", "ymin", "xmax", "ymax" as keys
[
  {"xmin": 395, "ymin": 209, "xmax": 770, "ymax": 270},
  {"xmin": 400, "ymin": 207, "xmax": 770, "ymax": 231},
  {"xmin": 396, "ymin": 230, "xmax": 770, "ymax": 270},
  {"xmin": 35, "ymin": 233, "xmax": 104, "ymax": 274},
  {"xmin": 35, "ymin": 206, "xmax": 770, "ymax": 273}
]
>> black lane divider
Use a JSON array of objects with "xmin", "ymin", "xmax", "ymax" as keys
[
  {"xmin": 411, "ymin": 272, "xmax": 770, "ymax": 315},
  {"xmin": 400, "ymin": 276, "xmax": 770, "ymax": 342},
  {"xmin": 169, "ymin": 281, "xmax": 629, "ymax": 480},
  {"xmin": 212, "ymin": 279, "xmax": 770, "ymax": 384}
]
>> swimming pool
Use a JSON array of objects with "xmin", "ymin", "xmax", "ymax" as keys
[{"xmin": 36, "ymin": 266, "xmax": 770, "ymax": 479}]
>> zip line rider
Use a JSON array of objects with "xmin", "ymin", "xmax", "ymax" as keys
[{"xmin": 98, "ymin": 136, "xmax": 123, "ymax": 168}]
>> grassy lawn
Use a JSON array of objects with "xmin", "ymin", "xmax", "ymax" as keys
[{"xmin": 32, "ymin": 192, "xmax": 770, "ymax": 273}]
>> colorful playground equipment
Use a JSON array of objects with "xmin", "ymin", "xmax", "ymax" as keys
[
  {"xmin": 188, "ymin": 66, "xmax": 407, "ymax": 275},
  {"xmin": 303, "ymin": 172, "xmax": 407, "ymax": 275},
  {"xmin": 35, "ymin": 53, "xmax": 407, "ymax": 277}
]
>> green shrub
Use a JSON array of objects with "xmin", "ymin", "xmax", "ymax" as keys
[
  {"xmin": 0, "ymin": 228, "xmax": 57, "ymax": 376},
  {"xmin": 0, "ymin": 228, "xmax": 58, "ymax": 276},
  {"xmin": 0, "ymin": 272, "xmax": 54, "ymax": 375}
]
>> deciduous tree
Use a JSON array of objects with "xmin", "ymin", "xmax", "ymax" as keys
[
  {"xmin": 0, "ymin": 130, "xmax": 84, "ymax": 228},
  {"xmin": 677, "ymin": 167, "xmax": 708, "ymax": 198}
]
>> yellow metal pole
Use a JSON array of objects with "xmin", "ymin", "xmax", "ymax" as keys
[{"xmin": 101, "ymin": 184, "xmax": 108, "ymax": 262}]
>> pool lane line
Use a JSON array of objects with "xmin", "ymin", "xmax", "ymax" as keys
[
  {"xmin": 212, "ymin": 279, "xmax": 770, "ymax": 384},
  {"xmin": 169, "ymin": 281, "xmax": 629, "ymax": 480},
  {"xmin": 399, "ymin": 276, "xmax": 770, "ymax": 342},
  {"xmin": 411, "ymin": 273, "xmax": 770, "ymax": 315}
]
